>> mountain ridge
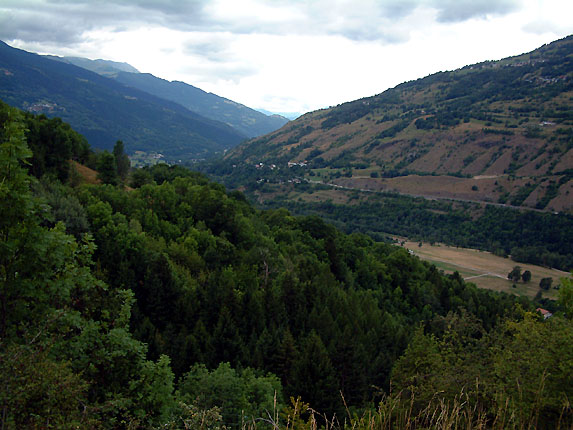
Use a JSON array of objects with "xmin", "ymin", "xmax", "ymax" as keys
[
  {"xmin": 112, "ymin": 71, "xmax": 289, "ymax": 138},
  {"xmin": 45, "ymin": 55, "xmax": 140, "ymax": 75},
  {"xmin": 0, "ymin": 40, "xmax": 245, "ymax": 161},
  {"xmin": 44, "ymin": 53, "xmax": 289, "ymax": 139}
]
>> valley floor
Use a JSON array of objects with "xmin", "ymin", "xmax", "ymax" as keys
[{"xmin": 400, "ymin": 239, "xmax": 570, "ymax": 299}]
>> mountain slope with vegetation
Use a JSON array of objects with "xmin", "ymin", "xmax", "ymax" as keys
[
  {"xmin": 199, "ymin": 36, "xmax": 573, "ymax": 273},
  {"xmin": 3, "ymin": 100, "xmax": 572, "ymax": 429},
  {"xmin": 114, "ymin": 71, "xmax": 289, "ymax": 138},
  {"xmin": 48, "ymin": 55, "xmax": 289, "ymax": 138},
  {"xmin": 0, "ymin": 41, "xmax": 245, "ymax": 161},
  {"xmin": 221, "ymin": 35, "xmax": 573, "ymax": 213}
]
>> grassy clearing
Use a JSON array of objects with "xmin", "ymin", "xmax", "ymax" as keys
[
  {"xmin": 401, "ymin": 240, "xmax": 570, "ymax": 299},
  {"xmin": 70, "ymin": 160, "xmax": 99, "ymax": 185}
]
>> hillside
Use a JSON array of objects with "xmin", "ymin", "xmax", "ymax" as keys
[
  {"xmin": 48, "ymin": 55, "xmax": 289, "ymax": 137},
  {"xmin": 114, "ymin": 71, "xmax": 289, "ymax": 138},
  {"xmin": 222, "ymin": 35, "xmax": 573, "ymax": 213},
  {"xmin": 0, "ymin": 40, "xmax": 245, "ymax": 161}
]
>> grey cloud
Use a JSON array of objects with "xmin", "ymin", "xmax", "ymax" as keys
[
  {"xmin": 0, "ymin": 0, "xmax": 418, "ymax": 47},
  {"xmin": 180, "ymin": 34, "xmax": 257, "ymax": 84},
  {"xmin": 0, "ymin": 0, "xmax": 210, "ymax": 45},
  {"xmin": 42, "ymin": 0, "xmax": 205, "ymax": 18},
  {"xmin": 298, "ymin": 1, "xmax": 418, "ymax": 43},
  {"xmin": 379, "ymin": 0, "xmax": 420, "ymax": 19},
  {"xmin": 429, "ymin": 0, "xmax": 521, "ymax": 23},
  {"xmin": 0, "ymin": 7, "xmax": 89, "ymax": 44},
  {"xmin": 183, "ymin": 37, "xmax": 234, "ymax": 63},
  {"xmin": 522, "ymin": 19, "xmax": 566, "ymax": 36},
  {"xmin": 0, "ymin": 0, "xmax": 526, "ymax": 50}
]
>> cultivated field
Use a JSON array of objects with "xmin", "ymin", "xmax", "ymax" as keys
[{"xmin": 401, "ymin": 240, "xmax": 571, "ymax": 299}]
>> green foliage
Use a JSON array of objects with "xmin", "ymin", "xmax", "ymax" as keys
[
  {"xmin": 539, "ymin": 277, "xmax": 553, "ymax": 290},
  {"xmin": 390, "ymin": 311, "xmax": 573, "ymax": 429},
  {"xmin": 536, "ymin": 181, "xmax": 560, "ymax": 209},
  {"xmin": 0, "ymin": 101, "xmax": 92, "ymax": 182},
  {"xmin": 558, "ymin": 276, "xmax": 573, "ymax": 318},
  {"xmin": 113, "ymin": 140, "xmax": 131, "ymax": 181},
  {"xmin": 24, "ymin": 114, "xmax": 91, "ymax": 181},
  {"xmin": 74, "ymin": 165, "xmax": 524, "ymax": 418},
  {"xmin": 130, "ymin": 167, "xmax": 153, "ymax": 188},
  {"xmin": 290, "ymin": 332, "xmax": 340, "ymax": 415},
  {"xmin": 2, "ymin": 102, "xmax": 558, "ymax": 428},
  {"xmin": 508, "ymin": 266, "xmax": 522, "ymax": 283},
  {"xmin": 163, "ymin": 402, "xmax": 228, "ymax": 430},
  {"xmin": 33, "ymin": 178, "xmax": 90, "ymax": 238},
  {"xmin": 0, "ymin": 105, "xmax": 178, "ymax": 429},
  {"xmin": 390, "ymin": 326, "xmax": 442, "ymax": 404},
  {"xmin": 178, "ymin": 362, "xmax": 282, "ymax": 428},
  {"xmin": 509, "ymin": 182, "xmax": 537, "ymax": 206},
  {"xmin": 0, "ymin": 343, "xmax": 91, "ymax": 429},
  {"xmin": 493, "ymin": 314, "xmax": 573, "ymax": 426},
  {"xmin": 262, "ymin": 196, "xmax": 573, "ymax": 271},
  {"xmin": 97, "ymin": 150, "xmax": 119, "ymax": 185}
]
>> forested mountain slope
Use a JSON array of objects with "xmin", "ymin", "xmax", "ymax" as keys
[
  {"xmin": 47, "ymin": 55, "xmax": 289, "ymax": 138},
  {"xmin": 4, "ymin": 101, "xmax": 572, "ymax": 429},
  {"xmin": 114, "ymin": 72, "xmax": 289, "ymax": 138},
  {"xmin": 0, "ymin": 41, "xmax": 245, "ymax": 161},
  {"xmin": 222, "ymin": 35, "xmax": 573, "ymax": 212}
]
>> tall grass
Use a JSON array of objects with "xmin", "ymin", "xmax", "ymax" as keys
[{"xmin": 233, "ymin": 388, "xmax": 573, "ymax": 430}]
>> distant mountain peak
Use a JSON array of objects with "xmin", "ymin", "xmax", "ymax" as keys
[{"xmin": 256, "ymin": 108, "xmax": 300, "ymax": 121}]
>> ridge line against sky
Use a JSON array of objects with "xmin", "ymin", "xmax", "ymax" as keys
[{"xmin": 1, "ymin": 0, "xmax": 572, "ymax": 115}]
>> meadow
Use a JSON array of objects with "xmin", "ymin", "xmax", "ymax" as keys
[{"xmin": 401, "ymin": 239, "xmax": 570, "ymax": 299}]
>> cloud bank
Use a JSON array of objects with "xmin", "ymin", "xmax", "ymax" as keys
[
  {"xmin": 0, "ymin": 0, "xmax": 524, "ymax": 46},
  {"xmin": 0, "ymin": 0, "xmax": 571, "ymax": 113}
]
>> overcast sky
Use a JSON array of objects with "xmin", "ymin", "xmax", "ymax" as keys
[{"xmin": 1, "ymin": 0, "xmax": 572, "ymax": 115}]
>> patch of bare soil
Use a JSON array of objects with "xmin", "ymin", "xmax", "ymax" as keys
[{"xmin": 71, "ymin": 160, "xmax": 100, "ymax": 185}]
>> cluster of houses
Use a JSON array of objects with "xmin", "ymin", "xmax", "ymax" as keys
[
  {"xmin": 288, "ymin": 161, "xmax": 308, "ymax": 168},
  {"xmin": 253, "ymin": 161, "xmax": 309, "ymax": 169},
  {"xmin": 254, "ymin": 162, "xmax": 277, "ymax": 170},
  {"xmin": 26, "ymin": 101, "xmax": 59, "ymax": 114}
]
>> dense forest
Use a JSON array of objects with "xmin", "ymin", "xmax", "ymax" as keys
[
  {"xmin": 1, "ymin": 102, "xmax": 573, "ymax": 429},
  {"xmin": 262, "ymin": 191, "xmax": 573, "ymax": 271},
  {"xmin": 200, "ymin": 159, "xmax": 573, "ymax": 271}
]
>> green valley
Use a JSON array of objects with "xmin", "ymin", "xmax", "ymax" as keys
[{"xmin": 1, "ymin": 31, "xmax": 573, "ymax": 430}]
